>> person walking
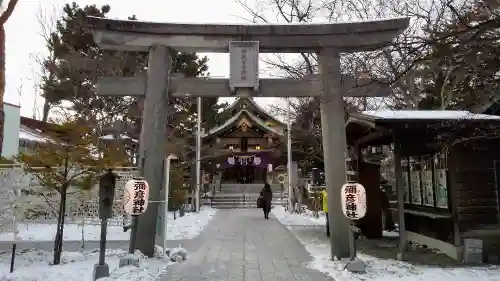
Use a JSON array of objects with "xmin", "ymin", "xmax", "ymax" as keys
[{"xmin": 260, "ymin": 183, "xmax": 273, "ymax": 219}]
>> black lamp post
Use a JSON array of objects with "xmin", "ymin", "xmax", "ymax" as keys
[{"xmin": 92, "ymin": 169, "xmax": 116, "ymax": 280}]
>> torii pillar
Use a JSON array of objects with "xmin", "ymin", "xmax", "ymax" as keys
[{"xmin": 87, "ymin": 17, "xmax": 409, "ymax": 258}]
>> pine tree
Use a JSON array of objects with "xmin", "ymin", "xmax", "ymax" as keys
[
  {"xmin": 40, "ymin": 2, "xmax": 225, "ymax": 136},
  {"xmin": 15, "ymin": 118, "xmax": 123, "ymax": 265}
]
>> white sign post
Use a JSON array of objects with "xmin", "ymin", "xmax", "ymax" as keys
[
  {"xmin": 164, "ymin": 154, "xmax": 178, "ymax": 255},
  {"xmin": 340, "ymin": 182, "xmax": 367, "ymax": 273},
  {"xmin": 123, "ymin": 177, "xmax": 149, "ymax": 258}
]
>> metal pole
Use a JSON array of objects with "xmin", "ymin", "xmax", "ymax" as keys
[
  {"xmin": 196, "ymin": 97, "xmax": 202, "ymax": 212},
  {"xmin": 9, "ymin": 243, "xmax": 16, "ymax": 273},
  {"xmin": 164, "ymin": 156, "xmax": 172, "ymax": 254},
  {"xmin": 287, "ymin": 97, "xmax": 293, "ymax": 212},
  {"xmin": 393, "ymin": 138, "xmax": 407, "ymax": 260},
  {"xmin": 348, "ymin": 222, "xmax": 356, "ymax": 261},
  {"xmin": 128, "ymin": 216, "xmax": 139, "ymax": 254},
  {"xmin": 98, "ymin": 218, "xmax": 108, "ymax": 264}
]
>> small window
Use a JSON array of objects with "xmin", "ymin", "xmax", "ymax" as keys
[
  {"xmin": 409, "ymin": 157, "xmax": 422, "ymax": 205},
  {"xmin": 421, "ymin": 155, "xmax": 435, "ymax": 206},
  {"xmin": 400, "ymin": 151, "xmax": 449, "ymax": 209},
  {"xmin": 401, "ymin": 158, "xmax": 410, "ymax": 203},
  {"xmin": 434, "ymin": 152, "xmax": 448, "ymax": 208}
]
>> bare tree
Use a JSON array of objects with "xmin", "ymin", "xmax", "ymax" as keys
[
  {"xmin": 35, "ymin": 5, "xmax": 59, "ymax": 122},
  {"xmin": 235, "ymin": 0, "xmax": 459, "ymax": 109},
  {"xmin": 0, "ymin": 0, "xmax": 19, "ymax": 157}
]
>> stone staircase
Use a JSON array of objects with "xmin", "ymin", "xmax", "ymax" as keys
[
  {"xmin": 211, "ymin": 183, "xmax": 283, "ymax": 194},
  {"xmin": 203, "ymin": 192, "xmax": 288, "ymax": 209}
]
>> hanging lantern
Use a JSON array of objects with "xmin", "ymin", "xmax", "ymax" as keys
[
  {"xmin": 253, "ymin": 156, "xmax": 262, "ymax": 166},
  {"xmin": 123, "ymin": 178, "xmax": 149, "ymax": 216}
]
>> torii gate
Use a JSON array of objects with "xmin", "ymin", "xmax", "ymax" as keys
[{"xmin": 87, "ymin": 17, "xmax": 409, "ymax": 258}]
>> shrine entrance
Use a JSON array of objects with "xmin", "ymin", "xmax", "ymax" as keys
[
  {"xmin": 222, "ymin": 165, "xmax": 267, "ymax": 184},
  {"xmin": 220, "ymin": 154, "xmax": 268, "ymax": 184},
  {"xmin": 90, "ymin": 16, "xmax": 409, "ymax": 258}
]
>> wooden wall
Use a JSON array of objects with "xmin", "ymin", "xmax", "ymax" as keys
[
  {"xmin": 448, "ymin": 138, "xmax": 500, "ymax": 232},
  {"xmin": 356, "ymin": 162, "xmax": 383, "ymax": 238}
]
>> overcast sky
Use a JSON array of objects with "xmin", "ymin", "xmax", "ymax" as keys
[{"xmin": 5, "ymin": 0, "xmax": 289, "ymax": 119}]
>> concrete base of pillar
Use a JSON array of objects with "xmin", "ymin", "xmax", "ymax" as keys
[
  {"xmin": 118, "ymin": 255, "xmax": 140, "ymax": 268},
  {"xmin": 92, "ymin": 263, "xmax": 110, "ymax": 280},
  {"xmin": 344, "ymin": 259, "xmax": 366, "ymax": 273}
]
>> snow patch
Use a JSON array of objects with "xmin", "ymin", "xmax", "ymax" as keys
[
  {"xmin": 273, "ymin": 207, "xmax": 500, "ymax": 281},
  {"xmin": 272, "ymin": 206, "xmax": 326, "ymax": 226},
  {"xmin": 0, "ymin": 249, "xmax": 172, "ymax": 281},
  {"xmin": 0, "ymin": 207, "xmax": 217, "ymax": 241},
  {"xmin": 302, "ymin": 238, "xmax": 500, "ymax": 281}
]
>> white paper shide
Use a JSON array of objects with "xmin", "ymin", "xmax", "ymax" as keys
[
  {"xmin": 340, "ymin": 183, "xmax": 366, "ymax": 220},
  {"xmin": 123, "ymin": 178, "xmax": 149, "ymax": 215}
]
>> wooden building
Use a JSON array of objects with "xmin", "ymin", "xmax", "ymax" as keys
[
  {"xmin": 346, "ymin": 110, "xmax": 500, "ymax": 263},
  {"xmin": 201, "ymin": 98, "xmax": 286, "ymax": 193}
]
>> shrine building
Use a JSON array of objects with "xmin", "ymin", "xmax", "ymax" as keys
[{"xmin": 201, "ymin": 97, "xmax": 288, "ymax": 195}]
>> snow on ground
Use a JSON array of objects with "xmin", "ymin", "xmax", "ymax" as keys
[
  {"xmin": 0, "ymin": 207, "xmax": 217, "ymax": 242},
  {"xmin": 0, "ymin": 249, "xmax": 172, "ymax": 281},
  {"xmin": 299, "ymin": 233, "xmax": 500, "ymax": 281},
  {"xmin": 272, "ymin": 206, "xmax": 500, "ymax": 281},
  {"xmin": 272, "ymin": 206, "xmax": 326, "ymax": 226}
]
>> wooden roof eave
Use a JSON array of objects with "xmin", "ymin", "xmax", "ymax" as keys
[
  {"xmin": 226, "ymin": 98, "xmax": 284, "ymax": 126},
  {"xmin": 345, "ymin": 113, "xmax": 377, "ymax": 129},
  {"xmin": 346, "ymin": 111, "xmax": 500, "ymax": 147},
  {"xmin": 204, "ymin": 109, "xmax": 283, "ymax": 139},
  {"xmin": 345, "ymin": 113, "xmax": 393, "ymax": 146}
]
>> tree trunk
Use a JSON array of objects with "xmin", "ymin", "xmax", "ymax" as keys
[
  {"xmin": 0, "ymin": 26, "xmax": 5, "ymax": 157},
  {"xmin": 53, "ymin": 184, "xmax": 68, "ymax": 265},
  {"xmin": 42, "ymin": 100, "xmax": 51, "ymax": 122},
  {"xmin": 0, "ymin": 0, "xmax": 20, "ymax": 157}
]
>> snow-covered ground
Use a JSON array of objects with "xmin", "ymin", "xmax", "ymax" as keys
[
  {"xmin": 0, "ymin": 208, "xmax": 218, "ymax": 280},
  {"xmin": 272, "ymin": 206, "xmax": 500, "ymax": 281},
  {"xmin": 0, "ymin": 207, "xmax": 217, "ymax": 242},
  {"xmin": 271, "ymin": 205, "xmax": 326, "ymax": 226},
  {"xmin": 0, "ymin": 248, "xmax": 171, "ymax": 281}
]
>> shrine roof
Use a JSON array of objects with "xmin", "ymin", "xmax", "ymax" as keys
[
  {"xmin": 205, "ymin": 109, "xmax": 284, "ymax": 138},
  {"xmin": 348, "ymin": 110, "xmax": 500, "ymax": 125},
  {"xmin": 226, "ymin": 98, "xmax": 284, "ymax": 126},
  {"xmin": 345, "ymin": 110, "xmax": 500, "ymax": 146}
]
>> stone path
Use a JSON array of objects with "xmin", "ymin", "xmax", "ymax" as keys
[{"xmin": 166, "ymin": 209, "xmax": 332, "ymax": 281}]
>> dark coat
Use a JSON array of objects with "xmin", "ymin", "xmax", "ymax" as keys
[
  {"xmin": 260, "ymin": 187, "xmax": 273, "ymax": 211},
  {"xmin": 260, "ymin": 187, "xmax": 273, "ymax": 203}
]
